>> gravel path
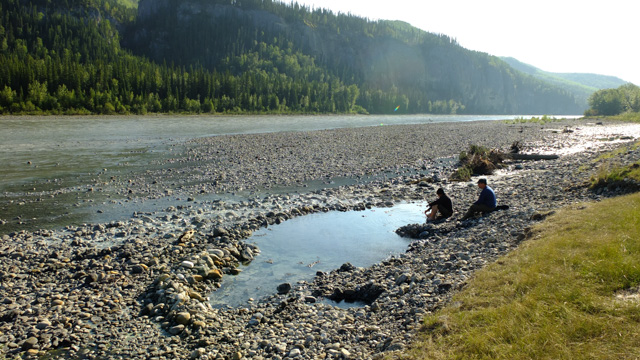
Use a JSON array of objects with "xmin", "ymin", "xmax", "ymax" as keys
[{"xmin": 1, "ymin": 119, "xmax": 639, "ymax": 359}]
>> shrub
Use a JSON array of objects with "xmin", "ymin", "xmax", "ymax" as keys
[{"xmin": 450, "ymin": 145, "xmax": 506, "ymax": 181}]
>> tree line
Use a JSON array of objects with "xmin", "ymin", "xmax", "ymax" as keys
[
  {"xmin": 0, "ymin": 0, "xmax": 368, "ymax": 114},
  {"xmin": 0, "ymin": 0, "xmax": 583, "ymax": 115},
  {"xmin": 585, "ymin": 83, "xmax": 640, "ymax": 116}
]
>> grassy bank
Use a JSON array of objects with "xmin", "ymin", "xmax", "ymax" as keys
[
  {"xmin": 584, "ymin": 113, "xmax": 640, "ymax": 123},
  {"xmin": 590, "ymin": 141, "xmax": 640, "ymax": 188},
  {"xmin": 400, "ymin": 192, "xmax": 640, "ymax": 360},
  {"xmin": 502, "ymin": 115, "xmax": 566, "ymax": 124}
]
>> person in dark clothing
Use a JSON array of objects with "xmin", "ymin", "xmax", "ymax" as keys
[
  {"xmin": 425, "ymin": 188, "xmax": 453, "ymax": 221},
  {"xmin": 461, "ymin": 178, "xmax": 496, "ymax": 220}
]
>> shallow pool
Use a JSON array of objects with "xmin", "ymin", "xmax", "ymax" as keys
[{"xmin": 209, "ymin": 202, "xmax": 427, "ymax": 307}]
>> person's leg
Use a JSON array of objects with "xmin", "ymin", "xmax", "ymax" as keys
[
  {"xmin": 426, "ymin": 205, "xmax": 439, "ymax": 220},
  {"xmin": 438, "ymin": 206, "xmax": 452, "ymax": 219},
  {"xmin": 461, "ymin": 204, "xmax": 492, "ymax": 220},
  {"xmin": 461, "ymin": 205, "xmax": 476, "ymax": 220}
]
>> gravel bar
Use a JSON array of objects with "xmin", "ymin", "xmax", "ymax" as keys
[{"xmin": 1, "ymin": 119, "xmax": 639, "ymax": 359}]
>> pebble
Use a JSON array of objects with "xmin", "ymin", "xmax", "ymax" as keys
[{"xmin": 1, "ymin": 120, "xmax": 638, "ymax": 359}]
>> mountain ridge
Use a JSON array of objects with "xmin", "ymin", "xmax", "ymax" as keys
[
  {"xmin": 124, "ymin": 0, "xmax": 585, "ymax": 114},
  {"xmin": 0, "ymin": 0, "xmax": 597, "ymax": 115},
  {"xmin": 500, "ymin": 56, "xmax": 629, "ymax": 105}
]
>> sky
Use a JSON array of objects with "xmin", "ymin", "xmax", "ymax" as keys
[{"xmin": 292, "ymin": 0, "xmax": 639, "ymax": 85}]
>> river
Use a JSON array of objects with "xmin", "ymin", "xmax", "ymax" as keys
[{"xmin": 0, "ymin": 114, "xmax": 575, "ymax": 233}]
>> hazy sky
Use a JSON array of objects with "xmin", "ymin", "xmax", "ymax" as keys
[{"xmin": 292, "ymin": 0, "xmax": 639, "ymax": 85}]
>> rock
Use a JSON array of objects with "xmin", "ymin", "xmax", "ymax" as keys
[
  {"xmin": 530, "ymin": 210, "xmax": 556, "ymax": 221},
  {"xmin": 240, "ymin": 248, "xmax": 254, "ymax": 261},
  {"xmin": 169, "ymin": 324, "xmax": 185, "ymax": 335},
  {"xmin": 193, "ymin": 320, "xmax": 206, "ymax": 329},
  {"xmin": 175, "ymin": 312, "xmax": 191, "ymax": 325},
  {"xmin": 179, "ymin": 229, "xmax": 196, "ymax": 242},
  {"xmin": 84, "ymin": 273, "xmax": 98, "ymax": 284},
  {"xmin": 131, "ymin": 264, "xmax": 148, "ymax": 274},
  {"xmin": 277, "ymin": 283, "xmax": 291, "ymax": 294},
  {"xmin": 339, "ymin": 263, "xmax": 355, "ymax": 272},
  {"xmin": 386, "ymin": 342, "xmax": 404, "ymax": 351},
  {"xmin": 248, "ymin": 313, "xmax": 264, "ymax": 326},
  {"xmin": 206, "ymin": 269, "xmax": 223, "ymax": 280},
  {"xmin": 36, "ymin": 319, "xmax": 51, "ymax": 330},
  {"xmin": 190, "ymin": 275, "xmax": 204, "ymax": 283},
  {"xmin": 208, "ymin": 249, "xmax": 225, "ymax": 258},
  {"xmin": 191, "ymin": 348, "xmax": 206, "ymax": 359},
  {"xmin": 181, "ymin": 260, "xmax": 195, "ymax": 269},
  {"xmin": 288, "ymin": 348, "xmax": 301, "ymax": 357},
  {"xmin": 22, "ymin": 337, "xmax": 38, "ymax": 350},
  {"xmin": 188, "ymin": 290, "xmax": 206, "ymax": 301},
  {"xmin": 395, "ymin": 273, "xmax": 409, "ymax": 285},
  {"xmin": 213, "ymin": 227, "xmax": 228, "ymax": 237}
]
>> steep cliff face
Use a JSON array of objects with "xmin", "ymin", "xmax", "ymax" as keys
[{"xmin": 127, "ymin": 0, "xmax": 584, "ymax": 114}]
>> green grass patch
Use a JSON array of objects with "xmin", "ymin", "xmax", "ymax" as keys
[
  {"xmin": 594, "ymin": 141, "xmax": 640, "ymax": 162},
  {"xmin": 591, "ymin": 161, "xmax": 640, "ymax": 188},
  {"xmin": 607, "ymin": 112, "xmax": 640, "ymax": 123},
  {"xmin": 400, "ymin": 192, "xmax": 640, "ymax": 360},
  {"xmin": 584, "ymin": 112, "xmax": 640, "ymax": 123},
  {"xmin": 503, "ymin": 115, "xmax": 565, "ymax": 125},
  {"xmin": 590, "ymin": 141, "xmax": 640, "ymax": 188}
]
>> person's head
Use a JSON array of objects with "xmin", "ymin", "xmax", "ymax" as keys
[
  {"xmin": 436, "ymin": 188, "xmax": 445, "ymax": 197},
  {"xmin": 477, "ymin": 178, "xmax": 487, "ymax": 189}
]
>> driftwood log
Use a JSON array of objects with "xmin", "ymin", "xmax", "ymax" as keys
[{"xmin": 506, "ymin": 153, "xmax": 559, "ymax": 160}]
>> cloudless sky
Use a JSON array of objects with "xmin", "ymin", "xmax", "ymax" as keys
[{"xmin": 291, "ymin": 0, "xmax": 639, "ymax": 86}]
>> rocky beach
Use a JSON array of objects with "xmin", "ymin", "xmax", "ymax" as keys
[{"xmin": 1, "ymin": 118, "xmax": 639, "ymax": 359}]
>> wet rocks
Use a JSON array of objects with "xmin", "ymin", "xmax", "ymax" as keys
[{"xmin": 276, "ymin": 283, "xmax": 292, "ymax": 294}]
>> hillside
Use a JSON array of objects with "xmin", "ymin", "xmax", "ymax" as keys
[
  {"xmin": 501, "ymin": 57, "xmax": 629, "ymax": 105},
  {"xmin": 0, "ymin": 0, "xmax": 585, "ymax": 115},
  {"xmin": 124, "ymin": 0, "xmax": 585, "ymax": 115}
]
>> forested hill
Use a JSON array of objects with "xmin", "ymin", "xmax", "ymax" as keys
[
  {"xmin": 501, "ymin": 57, "xmax": 629, "ymax": 107},
  {"xmin": 124, "ymin": 0, "xmax": 584, "ymax": 115},
  {"xmin": 0, "ymin": 0, "xmax": 585, "ymax": 115}
]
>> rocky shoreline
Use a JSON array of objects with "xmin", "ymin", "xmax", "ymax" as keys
[{"xmin": 1, "ymin": 119, "xmax": 639, "ymax": 359}]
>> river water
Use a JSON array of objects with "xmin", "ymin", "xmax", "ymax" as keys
[
  {"xmin": 0, "ymin": 114, "xmax": 566, "ymax": 233},
  {"xmin": 0, "ymin": 114, "xmax": 553, "ymax": 187}
]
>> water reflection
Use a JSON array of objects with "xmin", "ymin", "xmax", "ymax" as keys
[{"xmin": 209, "ymin": 202, "xmax": 427, "ymax": 308}]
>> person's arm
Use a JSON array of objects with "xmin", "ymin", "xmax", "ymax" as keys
[
  {"xmin": 474, "ymin": 190, "xmax": 486, "ymax": 206},
  {"xmin": 476, "ymin": 189, "xmax": 493, "ymax": 207}
]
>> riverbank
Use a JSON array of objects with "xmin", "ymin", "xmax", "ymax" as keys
[
  {"xmin": 1, "ymin": 119, "xmax": 639, "ymax": 359},
  {"xmin": 402, "ymin": 191, "xmax": 640, "ymax": 359}
]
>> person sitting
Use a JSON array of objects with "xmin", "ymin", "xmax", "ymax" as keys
[
  {"xmin": 461, "ymin": 178, "xmax": 496, "ymax": 220},
  {"xmin": 425, "ymin": 188, "xmax": 453, "ymax": 221}
]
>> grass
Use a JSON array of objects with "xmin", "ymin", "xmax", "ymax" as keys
[
  {"xmin": 583, "ymin": 112, "xmax": 640, "ymax": 123},
  {"xmin": 591, "ymin": 161, "xmax": 640, "ymax": 188},
  {"xmin": 590, "ymin": 141, "xmax": 640, "ymax": 188},
  {"xmin": 503, "ymin": 115, "xmax": 564, "ymax": 125},
  {"xmin": 399, "ymin": 192, "xmax": 640, "ymax": 360},
  {"xmin": 594, "ymin": 142, "xmax": 640, "ymax": 162},
  {"xmin": 604, "ymin": 112, "xmax": 640, "ymax": 123}
]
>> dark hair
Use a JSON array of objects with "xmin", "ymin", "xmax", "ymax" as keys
[
  {"xmin": 436, "ymin": 188, "xmax": 445, "ymax": 195},
  {"xmin": 477, "ymin": 178, "xmax": 487, "ymax": 184}
]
